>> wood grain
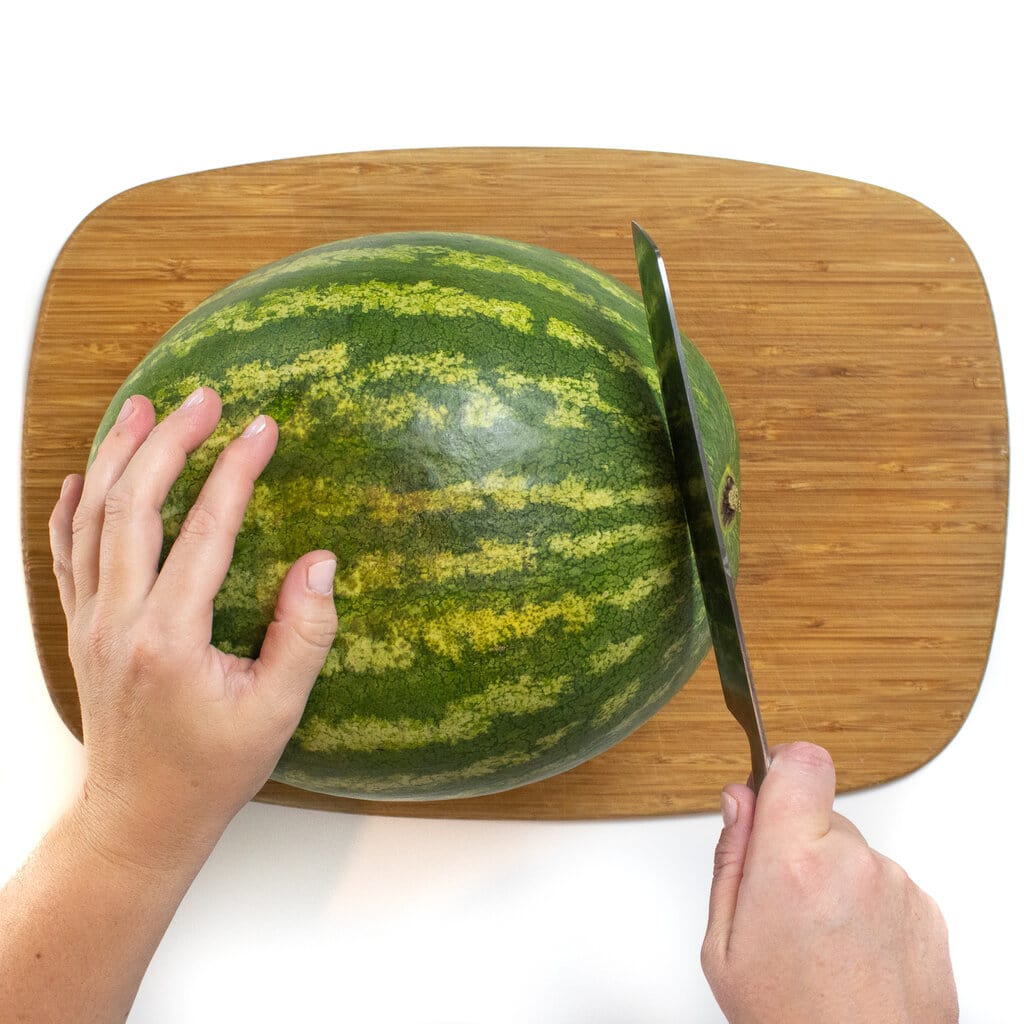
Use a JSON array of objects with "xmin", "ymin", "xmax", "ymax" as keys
[{"xmin": 21, "ymin": 148, "xmax": 1007, "ymax": 819}]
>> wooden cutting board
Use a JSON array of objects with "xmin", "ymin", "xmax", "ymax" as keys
[{"xmin": 21, "ymin": 148, "xmax": 1007, "ymax": 820}]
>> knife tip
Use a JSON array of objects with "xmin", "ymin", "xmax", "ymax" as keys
[{"xmin": 631, "ymin": 221, "xmax": 660, "ymax": 259}]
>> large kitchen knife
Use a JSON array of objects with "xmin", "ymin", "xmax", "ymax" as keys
[{"xmin": 632, "ymin": 222, "xmax": 771, "ymax": 792}]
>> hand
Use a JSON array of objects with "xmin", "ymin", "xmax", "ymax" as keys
[
  {"xmin": 702, "ymin": 742, "xmax": 958, "ymax": 1024},
  {"xmin": 49, "ymin": 387, "xmax": 339, "ymax": 868}
]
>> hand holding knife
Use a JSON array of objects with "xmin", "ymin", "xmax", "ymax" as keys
[{"xmin": 633, "ymin": 225, "xmax": 960, "ymax": 1024}]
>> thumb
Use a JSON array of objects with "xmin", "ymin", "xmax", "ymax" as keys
[
  {"xmin": 254, "ymin": 550, "xmax": 339, "ymax": 712},
  {"xmin": 702, "ymin": 783, "xmax": 757, "ymax": 971},
  {"xmin": 748, "ymin": 741, "xmax": 837, "ymax": 852}
]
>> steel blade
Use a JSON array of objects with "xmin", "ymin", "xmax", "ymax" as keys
[{"xmin": 632, "ymin": 221, "xmax": 771, "ymax": 791}]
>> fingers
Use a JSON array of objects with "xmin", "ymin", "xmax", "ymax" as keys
[
  {"xmin": 702, "ymin": 782, "xmax": 757, "ymax": 971},
  {"xmin": 749, "ymin": 742, "xmax": 837, "ymax": 852},
  {"xmin": 69, "ymin": 394, "xmax": 157, "ymax": 605},
  {"xmin": 95, "ymin": 387, "xmax": 222, "ymax": 611},
  {"xmin": 49, "ymin": 473, "xmax": 84, "ymax": 618},
  {"xmin": 150, "ymin": 414, "xmax": 279, "ymax": 632},
  {"xmin": 252, "ymin": 551, "xmax": 338, "ymax": 724},
  {"xmin": 59, "ymin": 384, "xmax": 337, "ymax": 739}
]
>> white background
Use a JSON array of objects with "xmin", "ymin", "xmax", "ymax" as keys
[{"xmin": 2, "ymin": 2, "xmax": 1019, "ymax": 1020}]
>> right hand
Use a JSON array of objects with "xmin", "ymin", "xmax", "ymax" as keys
[{"xmin": 701, "ymin": 742, "xmax": 958, "ymax": 1023}]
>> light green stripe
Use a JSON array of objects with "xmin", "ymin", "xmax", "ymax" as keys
[
  {"xmin": 479, "ymin": 237, "xmax": 641, "ymax": 309},
  {"xmin": 154, "ymin": 338, "xmax": 651, "ymax": 440},
  {"xmin": 588, "ymin": 635, "xmax": 646, "ymax": 675},
  {"xmin": 160, "ymin": 280, "xmax": 535, "ymax": 361},
  {"xmin": 294, "ymin": 672, "xmax": 571, "ymax": 752},
  {"xmin": 434, "ymin": 247, "xmax": 641, "ymax": 339},
  {"xmin": 328, "ymin": 525, "xmax": 679, "ymax": 600},
  {"xmin": 438, "ymin": 249, "xmax": 588, "ymax": 302},
  {"xmin": 336, "ymin": 540, "xmax": 539, "ymax": 597},
  {"xmin": 206, "ymin": 244, "xmax": 426, "ymax": 303},
  {"xmin": 547, "ymin": 521, "xmax": 679, "ymax": 560},
  {"xmin": 593, "ymin": 678, "xmax": 642, "ymax": 726},
  {"xmin": 219, "ymin": 556, "xmax": 680, "ymax": 673},
  {"xmin": 545, "ymin": 318, "xmax": 658, "ymax": 393},
  {"xmin": 238, "ymin": 471, "xmax": 677, "ymax": 533},
  {"xmin": 122, "ymin": 239, "xmax": 652, "ymax": 401}
]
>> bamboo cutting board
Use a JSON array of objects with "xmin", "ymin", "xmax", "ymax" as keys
[{"xmin": 21, "ymin": 148, "xmax": 1007, "ymax": 819}]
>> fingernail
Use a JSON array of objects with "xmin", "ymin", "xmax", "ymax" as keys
[
  {"xmin": 721, "ymin": 791, "xmax": 739, "ymax": 828},
  {"xmin": 307, "ymin": 558, "xmax": 337, "ymax": 595},
  {"xmin": 115, "ymin": 397, "xmax": 134, "ymax": 424},
  {"xmin": 242, "ymin": 415, "xmax": 267, "ymax": 438},
  {"xmin": 60, "ymin": 474, "xmax": 73, "ymax": 497},
  {"xmin": 182, "ymin": 387, "xmax": 205, "ymax": 410}
]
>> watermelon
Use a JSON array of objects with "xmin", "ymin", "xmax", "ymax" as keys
[{"xmin": 91, "ymin": 231, "xmax": 741, "ymax": 801}]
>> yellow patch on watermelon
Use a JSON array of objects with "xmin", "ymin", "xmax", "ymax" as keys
[
  {"xmin": 295, "ymin": 672, "xmax": 570, "ymax": 752},
  {"xmin": 602, "ymin": 564, "xmax": 679, "ymax": 609},
  {"xmin": 546, "ymin": 521, "xmax": 679, "ymax": 560},
  {"xmin": 161, "ymin": 280, "xmax": 535, "ymax": 360},
  {"xmin": 587, "ymin": 634, "xmax": 646, "ymax": 675},
  {"xmin": 417, "ymin": 593, "xmax": 593, "ymax": 660},
  {"xmin": 338, "ymin": 634, "xmax": 416, "ymax": 675},
  {"xmin": 337, "ymin": 551, "xmax": 406, "ymax": 597},
  {"xmin": 425, "ymin": 539, "xmax": 538, "ymax": 583},
  {"xmin": 546, "ymin": 318, "xmax": 657, "ymax": 390},
  {"xmin": 593, "ymin": 677, "xmax": 643, "ymax": 726}
]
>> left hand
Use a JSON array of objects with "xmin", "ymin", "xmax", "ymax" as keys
[{"xmin": 49, "ymin": 387, "xmax": 339, "ymax": 867}]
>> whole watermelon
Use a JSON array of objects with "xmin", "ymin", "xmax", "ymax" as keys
[{"xmin": 91, "ymin": 231, "xmax": 741, "ymax": 801}]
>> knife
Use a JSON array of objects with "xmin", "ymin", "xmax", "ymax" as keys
[{"xmin": 632, "ymin": 222, "xmax": 771, "ymax": 793}]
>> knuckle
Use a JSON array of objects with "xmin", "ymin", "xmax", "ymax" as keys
[
  {"xmin": 124, "ymin": 619, "xmax": 167, "ymax": 672},
  {"xmin": 780, "ymin": 841, "xmax": 875, "ymax": 917},
  {"xmin": 212, "ymin": 444, "xmax": 259, "ymax": 493},
  {"xmin": 102, "ymin": 485, "xmax": 137, "ymax": 528},
  {"xmin": 218, "ymin": 436, "xmax": 252, "ymax": 467},
  {"xmin": 781, "ymin": 843, "xmax": 829, "ymax": 894},
  {"xmin": 847, "ymin": 844, "xmax": 887, "ymax": 893},
  {"xmin": 48, "ymin": 499, "xmax": 67, "ymax": 535},
  {"xmin": 292, "ymin": 613, "xmax": 339, "ymax": 651},
  {"xmin": 880, "ymin": 853, "xmax": 911, "ymax": 888},
  {"xmin": 51, "ymin": 549, "xmax": 73, "ymax": 583},
  {"xmin": 178, "ymin": 500, "xmax": 221, "ymax": 543},
  {"xmin": 712, "ymin": 835, "xmax": 740, "ymax": 882},
  {"xmin": 699, "ymin": 935, "xmax": 720, "ymax": 978},
  {"xmin": 268, "ymin": 606, "xmax": 338, "ymax": 658},
  {"xmin": 698, "ymin": 937, "xmax": 710, "ymax": 971},
  {"xmin": 780, "ymin": 740, "xmax": 833, "ymax": 771},
  {"xmin": 71, "ymin": 499, "xmax": 100, "ymax": 538}
]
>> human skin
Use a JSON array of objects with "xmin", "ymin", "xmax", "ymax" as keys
[
  {"xmin": 702, "ymin": 742, "xmax": 959, "ymax": 1023},
  {"xmin": 1, "ymin": 387, "xmax": 958, "ymax": 1022},
  {"xmin": 0, "ymin": 389, "xmax": 338, "ymax": 1021}
]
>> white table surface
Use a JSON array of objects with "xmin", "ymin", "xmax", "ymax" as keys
[{"xmin": 3, "ymin": 3, "xmax": 1019, "ymax": 1021}]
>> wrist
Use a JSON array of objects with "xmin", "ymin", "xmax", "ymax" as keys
[{"xmin": 68, "ymin": 776, "xmax": 226, "ymax": 882}]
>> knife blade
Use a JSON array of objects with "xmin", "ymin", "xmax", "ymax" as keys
[{"xmin": 632, "ymin": 222, "xmax": 771, "ymax": 792}]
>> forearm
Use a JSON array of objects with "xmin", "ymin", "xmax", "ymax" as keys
[
  {"xmin": 0, "ymin": 788, "xmax": 220, "ymax": 1024},
  {"xmin": 11, "ymin": 388, "xmax": 335, "ymax": 1021}
]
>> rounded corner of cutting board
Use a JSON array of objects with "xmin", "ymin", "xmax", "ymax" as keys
[{"xmin": 21, "ymin": 147, "xmax": 1008, "ymax": 820}]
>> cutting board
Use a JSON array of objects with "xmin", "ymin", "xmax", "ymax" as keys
[{"xmin": 21, "ymin": 148, "xmax": 1007, "ymax": 819}]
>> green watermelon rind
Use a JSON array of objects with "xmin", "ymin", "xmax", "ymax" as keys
[{"xmin": 92, "ymin": 232, "xmax": 740, "ymax": 801}]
